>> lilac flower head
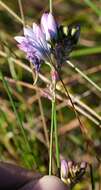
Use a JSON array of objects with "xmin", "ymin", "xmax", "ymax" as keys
[
  {"xmin": 15, "ymin": 17, "xmax": 52, "ymax": 71},
  {"xmin": 15, "ymin": 13, "xmax": 80, "ymax": 71}
]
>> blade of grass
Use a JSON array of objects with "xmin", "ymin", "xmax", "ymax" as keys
[
  {"xmin": 0, "ymin": 1, "xmax": 23, "ymax": 24},
  {"xmin": 0, "ymin": 71, "xmax": 36, "ymax": 167},
  {"xmin": 84, "ymin": 0, "xmax": 101, "ymax": 17},
  {"xmin": 18, "ymin": 0, "xmax": 25, "ymax": 26},
  {"xmin": 4, "ymin": 45, "xmax": 22, "ymax": 93},
  {"xmin": 66, "ymin": 60, "xmax": 101, "ymax": 92},
  {"xmin": 71, "ymin": 46, "xmax": 101, "ymax": 58}
]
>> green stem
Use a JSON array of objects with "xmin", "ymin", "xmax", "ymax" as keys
[
  {"xmin": 67, "ymin": 60, "xmax": 101, "ymax": 92},
  {"xmin": 84, "ymin": 0, "xmax": 101, "ymax": 17},
  {"xmin": 49, "ymin": 0, "xmax": 52, "ymax": 13},
  {"xmin": 54, "ymin": 101, "xmax": 60, "ymax": 169},
  {"xmin": 49, "ymin": 67, "xmax": 60, "ymax": 175},
  {"xmin": 49, "ymin": 99, "xmax": 54, "ymax": 175}
]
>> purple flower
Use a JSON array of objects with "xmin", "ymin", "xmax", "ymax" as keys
[
  {"xmin": 15, "ymin": 12, "xmax": 80, "ymax": 71},
  {"xmin": 41, "ymin": 13, "xmax": 58, "ymax": 41},
  {"xmin": 15, "ymin": 14, "xmax": 55, "ymax": 71}
]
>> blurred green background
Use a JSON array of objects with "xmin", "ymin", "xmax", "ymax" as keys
[{"xmin": 0, "ymin": 0, "xmax": 101, "ymax": 189}]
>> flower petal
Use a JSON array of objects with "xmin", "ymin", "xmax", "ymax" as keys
[
  {"xmin": 61, "ymin": 160, "xmax": 68, "ymax": 179},
  {"xmin": 14, "ymin": 36, "xmax": 25, "ymax": 43},
  {"xmin": 33, "ymin": 22, "xmax": 50, "ymax": 54},
  {"xmin": 41, "ymin": 13, "xmax": 51, "ymax": 41},
  {"xmin": 48, "ymin": 13, "xmax": 57, "ymax": 39},
  {"xmin": 24, "ymin": 27, "xmax": 34, "ymax": 38},
  {"xmin": 33, "ymin": 23, "xmax": 44, "ymax": 39}
]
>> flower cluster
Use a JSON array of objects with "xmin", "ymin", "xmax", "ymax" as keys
[
  {"xmin": 53, "ymin": 23, "xmax": 80, "ymax": 67},
  {"xmin": 15, "ymin": 13, "xmax": 80, "ymax": 71},
  {"xmin": 60, "ymin": 160, "xmax": 87, "ymax": 185}
]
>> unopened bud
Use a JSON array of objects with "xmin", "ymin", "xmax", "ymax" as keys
[{"xmin": 61, "ymin": 160, "xmax": 68, "ymax": 184}]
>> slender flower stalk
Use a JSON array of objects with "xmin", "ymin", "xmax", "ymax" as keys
[
  {"xmin": 54, "ymin": 100, "xmax": 60, "ymax": 170},
  {"xmin": 49, "ymin": 0, "xmax": 53, "ymax": 13},
  {"xmin": 49, "ymin": 98, "xmax": 55, "ymax": 175},
  {"xmin": 49, "ymin": 68, "xmax": 56, "ymax": 175},
  {"xmin": 49, "ymin": 68, "xmax": 60, "ymax": 175},
  {"xmin": 52, "ymin": 70, "xmax": 60, "ymax": 170}
]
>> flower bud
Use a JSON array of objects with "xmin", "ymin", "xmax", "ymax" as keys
[
  {"xmin": 60, "ymin": 160, "xmax": 68, "ymax": 184},
  {"xmin": 41, "ymin": 13, "xmax": 57, "ymax": 41}
]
